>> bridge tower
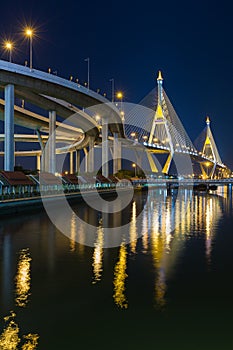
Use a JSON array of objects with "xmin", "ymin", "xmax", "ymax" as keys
[
  {"xmin": 148, "ymin": 71, "xmax": 174, "ymax": 174},
  {"xmin": 199, "ymin": 116, "xmax": 223, "ymax": 179}
]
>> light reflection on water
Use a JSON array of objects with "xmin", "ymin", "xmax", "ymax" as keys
[
  {"xmin": 15, "ymin": 249, "xmax": 31, "ymax": 308},
  {"xmin": 0, "ymin": 186, "xmax": 232, "ymax": 349},
  {"xmin": 89, "ymin": 188, "xmax": 224, "ymax": 309},
  {"xmin": 0, "ymin": 311, "xmax": 39, "ymax": 350},
  {"xmin": 0, "ymin": 248, "xmax": 39, "ymax": 349},
  {"xmin": 92, "ymin": 227, "xmax": 104, "ymax": 284},
  {"xmin": 113, "ymin": 243, "xmax": 128, "ymax": 309}
]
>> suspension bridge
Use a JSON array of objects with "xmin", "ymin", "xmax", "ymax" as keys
[{"xmin": 0, "ymin": 59, "xmax": 231, "ymax": 182}]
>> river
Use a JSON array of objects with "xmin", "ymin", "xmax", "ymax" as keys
[{"xmin": 0, "ymin": 186, "xmax": 232, "ymax": 349}]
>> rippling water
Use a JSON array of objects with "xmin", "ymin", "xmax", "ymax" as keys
[{"xmin": 0, "ymin": 186, "xmax": 232, "ymax": 349}]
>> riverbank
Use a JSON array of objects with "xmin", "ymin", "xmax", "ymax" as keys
[{"xmin": 0, "ymin": 186, "xmax": 132, "ymax": 217}]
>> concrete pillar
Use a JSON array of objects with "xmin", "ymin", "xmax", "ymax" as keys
[
  {"xmin": 49, "ymin": 110, "xmax": 56, "ymax": 173},
  {"xmin": 84, "ymin": 148, "xmax": 88, "ymax": 173},
  {"xmin": 70, "ymin": 151, "xmax": 74, "ymax": 174},
  {"xmin": 102, "ymin": 117, "xmax": 109, "ymax": 178},
  {"xmin": 88, "ymin": 137, "xmax": 95, "ymax": 173},
  {"xmin": 44, "ymin": 144, "xmax": 50, "ymax": 172},
  {"xmin": 36, "ymin": 129, "xmax": 45, "ymax": 172},
  {"xmin": 4, "ymin": 84, "xmax": 14, "ymax": 171},
  {"xmin": 37, "ymin": 154, "xmax": 41, "ymax": 171},
  {"xmin": 113, "ymin": 133, "xmax": 121, "ymax": 174},
  {"xmin": 75, "ymin": 150, "xmax": 80, "ymax": 173}
]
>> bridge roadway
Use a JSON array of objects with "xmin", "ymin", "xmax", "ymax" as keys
[
  {"xmin": 0, "ymin": 60, "xmax": 123, "ymax": 132},
  {"xmin": 0, "ymin": 60, "xmax": 229, "ymax": 178},
  {"xmin": 0, "ymin": 59, "xmax": 125, "ymax": 175},
  {"xmin": 143, "ymin": 141, "xmax": 226, "ymax": 169}
]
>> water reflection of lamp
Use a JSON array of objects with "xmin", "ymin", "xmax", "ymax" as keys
[
  {"xmin": 92, "ymin": 227, "xmax": 104, "ymax": 284},
  {"xmin": 113, "ymin": 243, "xmax": 128, "ymax": 308},
  {"xmin": 0, "ymin": 311, "xmax": 39, "ymax": 348},
  {"xmin": 15, "ymin": 249, "xmax": 31, "ymax": 307},
  {"xmin": 129, "ymin": 201, "xmax": 137, "ymax": 253},
  {"xmin": 70, "ymin": 214, "xmax": 77, "ymax": 252}
]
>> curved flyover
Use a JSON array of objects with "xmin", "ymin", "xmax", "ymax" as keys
[{"xmin": 0, "ymin": 60, "xmax": 124, "ymax": 174}]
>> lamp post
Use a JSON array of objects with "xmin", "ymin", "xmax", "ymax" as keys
[
  {"xmin": 84, "ymin": 57, "xmax": 90, "ymax": 90},
  {"xmin": 109, "ymin": 78, "xmax": 114, "ymax": 102},
  {"xmin": 116, "ymin": 91, "xmax": 124, "ymax": 120},
  {"xmin": 25, "ymin": 28, "xmax": 33, "ymax": 70},
  {"xmin": 116, "ymin": 91, "xmax": 123, "ymax": 103},
  {"xmin": 132, "ymin": 163, "xmax": 136, "ymax": 177},
  {"xmin": 4, "ymin": 41, "xmax": 13, "ymax": 62}
]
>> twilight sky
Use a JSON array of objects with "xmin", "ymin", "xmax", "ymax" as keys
[{"xmin": 0, "ymin": 0, "xmax": 233, "ymax": 168}]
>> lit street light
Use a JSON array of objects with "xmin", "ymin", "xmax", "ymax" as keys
[
  {"xmin": 116, "ymin": 91, "xmax": 123, "ymax": 100},
  {"xmin": 25, "ymin": 27, "xmax": 33, "ymax": 70},
  {"xmin": 116, "ymin": 91, "xmax": 124, "ymax": 120},
  {"xmin": 132, "ymin": 163, "xmax": 136, "ymax": 177},
  {"xmin": 4, "ymin": 41, "xmax": 13, "ymax": 62}
]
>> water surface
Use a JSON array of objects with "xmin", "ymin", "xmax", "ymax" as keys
[{"xmin": 0, "ymin": 187, "xmax": 232, "ymax": 349}]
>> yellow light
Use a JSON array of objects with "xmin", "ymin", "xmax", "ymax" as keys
[
  {"xmin": 15, "ymin": 249, "xmax": 31, "ymax": 307},
  {"xmin": 113, "ymin": 243, "xmax": 128, "ymax": 309},
  {"xmin": 5, "ymin": 41, "xmax": 12, "ymax": 50},
  {"xmin": 131, "ymin": 132, "xmax": 136, "ymax": 137},
  {"xmin": 116, "ymin": 92, "xmax": 123, "ymax": 99},
  {"xmin": 132, "ymin": 163, "xmax": 136, "ymax": 168},
  {"xmin": 25, "ymin": 28, "xmax": 33, "ymax": 36}
]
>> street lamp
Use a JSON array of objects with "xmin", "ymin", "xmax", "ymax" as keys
[
  {"xmin": 84, "ymin": 57, "xmax": 90, "ymax": 90},
  {"xmin": 116, "ymin": 91, "xmax": 124, "ymax": 118},
  {"xmin": 116, "ymin": 91, "xmax": 123, "ymax": 100},
  {"xmin": 132, "ymin": 163, "xmax": 136, "ymax": 177},
  {"xmin": 25, "ymin": 27, "xmax": 33, "ymax": 70},
  {"xmin": 4, "ymin": 41, "xmax": 13, "ymax": 62},
  {"xmin": 109, "ymin": 78, "xmax": 114, "ymax": 102}
]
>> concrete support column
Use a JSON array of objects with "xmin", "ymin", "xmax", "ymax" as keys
[
  {"xmin": 70, "ymin": 151, "xmax": 74, "ymax": 174},
  {"xmin": 102, "ymin": 117, "xmax": 109, "ymax": 178},
  {"xmin": 88, "ymin": 137, "xmax": 95, "ymax": 173},
  {"xmin": 49, "ymin": 110, "xmax": 56, "ymax": 173},
  {"xmin": 75, "ymin": 150, "xmax": 80, "ymax": 173},
  {"xmin": 44, "ymin": 146, "xmax": 49, "ymax": 172},
  {"xmin": 113, "ymin": 133, "xmax": 121, "ymax": 174},
  {"xmin": 37, "ymin": 154, "xmax": 41, "ymax": 171},
  {"xmin": 4, "ymin": 84, "xmax": 14, "ymax": 171},
  {"xmin": 36, "ymin": 129, "xmax": 45, "ymax": 172},
  {"xmin": 84, "ymin": 148, "xmax": 88, "ymax": 173}
]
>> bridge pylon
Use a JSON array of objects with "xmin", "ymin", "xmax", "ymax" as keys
[
  {"xmin": 148, "ymin": 71, "xmax": 174, "ymax": 174},
  {"xmin": 197, "ymin": 116, "xmax": 223, "ymax": 179}
]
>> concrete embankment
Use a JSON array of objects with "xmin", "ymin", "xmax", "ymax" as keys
[{"xmin": 0, "ymin": 187, "xmax": 131, "ymax": 217}]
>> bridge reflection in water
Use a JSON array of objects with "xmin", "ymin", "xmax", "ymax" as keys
[
  {"xmin": 69, "ymin": 188, "xmax": 224, "ymax": 308},
  {"xmin": 0, "ymin": 187, "xmax": 231, "ymax": 349}
]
